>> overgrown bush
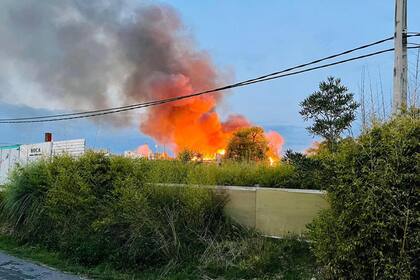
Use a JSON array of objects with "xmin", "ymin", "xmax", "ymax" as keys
[
  {"xmin": 176, "ymin": 149, "xmax": 195, "ymax": 163},
  {"xmin": 282, "ymin": 149, "xmax": 325, "ymax": 189},
  {"xmin": 0, "ymin": 152, "xmax": 231, "ymax": 268},
  {"xmin": 0, "ymin": 152, "xmax": 317, "ymax": 278},
  {"xmin": 200, "ymin": 234, "xmax": 315, "ymax": 279},
  {"xmin": 0, "ymin": 161, "xmax": 53, "ymax": 243},
  {"xmin": 145, "ymin": 159, "xmax": 190, "ymax": 184},
  {"xmin": 308, "ymin": 113, "xmax": 420, "ymax": 279},
  {"xmin": 4, "ymin": 153, "xmax": 319, "ymax": 192},
  {"xmin": 144, "ymin": 160, "xmax": 309, "ymax": 188}
]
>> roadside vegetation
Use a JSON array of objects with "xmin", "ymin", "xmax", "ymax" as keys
[
  {"xmin": 300, "ymin": 77, "xmax": 419, "ymax": 279},
  {"xmin": 0, "ymin": 234, "xmax": 315, "ymax": 280},
  {"xmin": 0, "ymin": 152, "xmax": 316, "ymax": 279},
  {"xmin": 308, "ymin": 111, "xmax": 420, "ymax": 279},
  {"xmin": 0, "ymin": 77, "xmax": 418, "ymax": 279},
  {"xmin": 143, "ymin": 159, "xmax": 323, "ymax": 189}
]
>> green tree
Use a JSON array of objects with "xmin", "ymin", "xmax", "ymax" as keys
[
  {"xmin": 281, "ymin": 149, "xmax": 323, "ymax": 189},
  {"xmin": 300, "ymin": 77, "xmax": 359, "ymax": 150},
  {"xmin": 225, "ymin": 127, "xmax": 268, "ymax": 162},
  {"xmin": 177, "ymin": 149, "xmax": 195, "ymax": 163}
]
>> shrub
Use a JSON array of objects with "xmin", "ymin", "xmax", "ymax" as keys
[
  {"xmin": 200, "ymin": 234, "xmax": 315, "ymax": 279},
  {"xmin": 0, "ymin": 161, "xmax": 53, "ymax": 242},
  {"xmin": 145, "ymin": 160, "xmax": 301, "ymax": 188},
  {"xmin": 282, "ymin": 150, "xmax": 325, "ymax": 189},
  {"xmin": 0, "ymin": 152, "xmax": 231, "ymax": 268},
  {"xmin": 308, "ymin": 113, "xmax": 420, "ymax": 279},
  {"xmin": 0, "ymin": 152, "xmax": 318, "ymax": 278},
  {"xmin": 146, "ymin": 159, "xmax": 189, "ymax": 184},
  {"xmin": 177, "ymin": 149, "xmax": 195, "ymax": 163},
  {"xmin": 95, "ymin": 183, "xmax": 231, "ymax": 268}
]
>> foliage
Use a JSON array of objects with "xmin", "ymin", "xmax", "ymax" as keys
[
  {"xmin": 200, "ymin": 234, "xmax": 316, "ymax": 279},
  {"xmin": 0, "ymin": 152, "xmax": 230, "ymax": 267},
  {"xmin": 0, "ymin": 152, "xmax": 317, "ymax": 279},
  {"xmin": 300, "ymin": 76, "xmax": 359, "ymax": 150},
  {"xmin": 176, "ymin": 149, "xmax": 195, "ymax": 163},
  {"xmin": 144, "ymin": 159, "xmax": 304, "ymax": 188},
  {"xmin": 225, "ymin": 127, "xmax": 269, "ymax": 162},
  {"xmin": 0, "ymin": 233, "xmax": 315, "ymax": 280},
  {"xmin": 307, "ymin": 113, "xmax": 420, "ymax": 279},
  {"xmin": 0, "ymin": 234, "xmax": 142, "ymax": 280},
  {"xmin": 0, "ymin": 161, "xmax": 53, "ymax": 242},
  {"xmin": 282, "ymin": 149, "xmax": 324, "ymax": 189},
  {"xmin": 146, "ymin": 159, "xmax": 190, "ymax": 184}
]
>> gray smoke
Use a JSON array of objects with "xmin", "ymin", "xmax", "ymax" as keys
[{"xmin": 0, "ymin": 0, "xmax": 220, "ymax": 124}]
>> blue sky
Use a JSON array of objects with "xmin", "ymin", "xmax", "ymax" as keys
[{"xmin": 0, "ymin": 0, "xmax": 419, "ymax": 153}]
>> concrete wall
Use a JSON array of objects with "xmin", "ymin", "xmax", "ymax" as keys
[{"xmin": 216, "ymin": 186, "xmax": 328, "ymax": 236}]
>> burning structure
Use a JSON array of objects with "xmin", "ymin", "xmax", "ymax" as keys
[{"xmin": 0, "ymin": 1, "xmax": 283, "ymax": 159}]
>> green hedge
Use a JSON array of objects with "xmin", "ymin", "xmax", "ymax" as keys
[
  {"xmin": 0, "ymin": 153, "xmax": 316, "ymax": 278},
  {"xmin": 143, "ymin": 159, "xmax": 322, "ymax": 189},
  {"xmin": 0, "ymin": 153, "xmax": 231, "ymax": 267},
  {"xmin": 308, "ymin": 113, "xmax": 420, "ymax": 279}
]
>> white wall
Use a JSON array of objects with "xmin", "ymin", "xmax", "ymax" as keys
[
  {"xmin": 0, "ymin": 139, "xmax": 85, "ymax": 185},
  {"xmin": 0, "ymin": 146, "xmax": 20, "ymax": 185}
]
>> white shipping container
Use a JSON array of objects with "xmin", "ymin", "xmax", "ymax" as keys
[
  {"xmin": 0, "ymin": 139, "xmax": 86, "ymax": 185},
  {"xmin": 53, "ymin": 139, "xmax": 85, "ymax": 157},
  {"xmin": 19, "ymin": 142, "xmax": 53, "ymax": 165},
  {"xmin": 0, "ymin": 145, "xmax": 20, "ymax": 185}
]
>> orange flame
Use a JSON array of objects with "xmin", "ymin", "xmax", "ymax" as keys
[
  {"xmin": 265, "ymin": 130, "xmax": 284, "ymax": 160},
  {"xmin": 133, "ymin": 8, "xmax": 283, "ymax": 158},
  {"xmin": 140, "ymin": 73, "xmax": 253, "ymax": 155}
]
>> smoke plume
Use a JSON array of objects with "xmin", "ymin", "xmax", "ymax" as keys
[{"xmin": 0, "ymin": 0, "xmax": 283, "ymax": 155}]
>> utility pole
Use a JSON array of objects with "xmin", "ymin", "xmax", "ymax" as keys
[{"xmin": 393, "ymin": 0, "xmax": 408, "ymax": 113}]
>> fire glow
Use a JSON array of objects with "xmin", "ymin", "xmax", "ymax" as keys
[
  {"xmin": 137, "ymin": 99, "xmax": 284, "ymax": 160},
  {"xmin": 133, "ymin": 6, "xmax": 284, "ymax": 160},
  {"xmin": 0, "ymin": 0, "xmax": 284, "ymax": 161},
  {"xmin": 0, "ymin": 2, "xmax": 285, "ymax": 161}
]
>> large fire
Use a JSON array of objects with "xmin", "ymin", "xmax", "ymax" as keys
[
  {"xmin": 139, "ymin": 75, "xmax": 254, "ymax": 156},
  {"xmin": 139, "ymin": 83, "xmax": 284, "ymax": 159},
  {"xmin": 135, "ymin": 7, "xmax": 284, "ymax": 160},
  {"xmin": 133, "ymin": 6, "xmax": 283, "ymax": 161},
  {"xmin": 0, "ymin": 1, "xmax": 285, "ymax": 160}
]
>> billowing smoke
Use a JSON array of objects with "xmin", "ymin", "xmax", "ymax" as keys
[
  {"xmin": 0, "ymin": 0, "xmax": 283, "ymax": 156},
  {"xmin": 0, "ymin": 0, "xmax": 127, "ymax": 111}
]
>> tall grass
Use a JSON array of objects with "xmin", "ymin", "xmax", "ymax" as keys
[
  {"xmin": 144, "ymin": 159, "xmax": 308, "ymax": 188},
  {"xmin": 0, "ymin": 161, "xmax": 52, "ymax": 241},
  {"xmin": 0, "ymin": 152, "xmax": 316, "ymax": 278},
  {"xmin": 1, "ymin": 153, "xmax": 232, "ymax": 265}
]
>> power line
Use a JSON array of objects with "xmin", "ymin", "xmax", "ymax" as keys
[
  {"xmin": 2, "ymin": 46, "xmax": 419, "ymax": 124},
  {"xmin": 1, "ymin": 36, "xmax": 419, "ymax": 124},
  {"xmin": 0, "ymin": 36, "xmax": 396, "ymax": 122},
  {"xmin": 3, "ymin": 46, "xmax": 420, "ymax": 124}
]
